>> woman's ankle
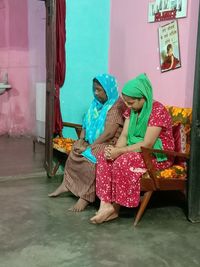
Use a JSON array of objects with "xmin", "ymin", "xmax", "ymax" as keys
[
  {"xmin": 113, "ymin": 203, "xmax": 120, "ymax": 213},
  {"xmin": 99, "ymin": 201, "xmax": 113, "ymax": 210}
]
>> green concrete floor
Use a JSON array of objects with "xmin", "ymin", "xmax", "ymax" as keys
[
  {"xmin": 1, "ymin": 176, "xmax": 200, "ymax": 267},
  {"xmin": 0, "ymin": 135, "xmax": 46, "ymax": 179}
]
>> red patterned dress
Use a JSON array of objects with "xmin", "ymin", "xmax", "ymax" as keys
[{"xmin": 96, "ymin": 101, "xmax": 175, "ymax": 208}]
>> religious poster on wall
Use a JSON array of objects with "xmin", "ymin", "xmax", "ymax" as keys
[
  {"xmin": 158, "ymin": 20, "xmax": 181, "ymax": 73},
  {"xmin": 148, "ymin": 0, "xmax": 188, "ymax": 23}
]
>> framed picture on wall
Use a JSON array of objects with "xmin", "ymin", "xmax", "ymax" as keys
[
  {"xmin": 158, "ymin": 20, "xmax": 181, "ymax": 73},
  {"xmin": 148, "ymin": 0, "xmax": 188, "ymax": 22}
]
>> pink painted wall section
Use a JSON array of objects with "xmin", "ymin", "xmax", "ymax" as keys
[
  {"xmin": 109, "ymin": 0, "xmax": 199, "ymax": 107},
  {"xmin": 0, "ymin": 0, "xmax": 30, "ymax": 135},
  {"xmin": 0, "ymin": 0, "xmax": 45, "ymax": 136}
]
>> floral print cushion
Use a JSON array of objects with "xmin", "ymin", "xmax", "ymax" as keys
[
  {"xmin": 53, "ymin": 137, "xmax": 75, "ymax": 153},
  {"xmin": 166, "ymin": 106, "xmax": 192, "ymax": 154},
  {"xmin": 172, "ymin": 123, "xmax": 187, "ymax": 153},
  {"xmin": 156, "ymin": 165, "xmax": 187, "ymax": 179}
]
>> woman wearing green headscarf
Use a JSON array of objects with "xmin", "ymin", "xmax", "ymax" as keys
[{"xmin": 90, "ymin": 73, "xmax": 175, "ymax": 224}]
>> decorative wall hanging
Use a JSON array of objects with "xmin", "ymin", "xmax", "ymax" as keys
[
  {"xmin": 148, "ymin": 0, "xmax": 188, "ymax": 23},
  {"xmin": 158, "ymin": 20, "xmax": 181, "ymax": 72}
]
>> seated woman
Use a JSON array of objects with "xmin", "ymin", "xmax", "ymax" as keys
[
  {"xmin": 48, "ymin": 73, "xmax": 125, "ymax": 211},
  {"xmin": 90, "ymin": 73, "xmax": 175, "ymax": 224}
]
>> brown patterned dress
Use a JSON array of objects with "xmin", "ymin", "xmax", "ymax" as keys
[{"xmin": 63, "ymin": 98, "xmax": 125, "ymax": 202}]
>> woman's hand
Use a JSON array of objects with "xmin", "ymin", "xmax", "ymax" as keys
[
  {"xmin": 104, "ymin": 145, "xmax": 123, "ymax": 161},
  {"xmin": 73, "ymin": 139, "xmax": 88, "ymax": 154}
]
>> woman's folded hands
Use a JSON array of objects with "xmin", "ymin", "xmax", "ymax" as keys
[{"xmin": 104, "ymin": 145, "xmax": 124, "ymax": 161}]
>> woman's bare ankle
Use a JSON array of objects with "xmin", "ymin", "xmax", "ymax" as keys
[
  {"xmin": 48, "ymin": 183, "xmax": 68, "ymax": 197},
  {"xmin": 90, "ymin": 205, "xmax": 116, "ymax": 224},
  {"xmin": 99, "ymin": 201, "xmax": 113, "ymax": 211}
]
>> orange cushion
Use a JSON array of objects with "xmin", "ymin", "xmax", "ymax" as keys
[{"xmin": 53, "ymin": 137, "xmax": 75, "ymax": 153}]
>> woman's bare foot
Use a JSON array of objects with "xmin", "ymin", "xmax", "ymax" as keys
[
  {"xmin": 48, "ymin": 181, "xmax": 69, "ymax": 197},
  {"xmin": 90, "ymin": 204, "xmax": 118, "ymax": 224},
  {"xmin": 95, "ymin": 202, "xmax": 120, "ymax": 215},
  {"xmin": 95, "ymin": 207, "xmax": 119, "ymax": 221},
  {"xmin": 68, "ymin": 198, "xmax": 89, "ymax": 212},
  {"xmin": 104, "ymin": 212, "xmax": 118, "ymax": 222}
]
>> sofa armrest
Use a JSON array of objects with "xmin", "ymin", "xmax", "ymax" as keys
[
  {"xmin": 141, "ymin": 146, "xmax": 189, "ymax": 190},
  {"xmin": 62, "ymin": 122, "xmax": 82, "ymax": 138},
  {"xmin": 141, "ymin": 147, "xmax": 189, "ymax": 159}
]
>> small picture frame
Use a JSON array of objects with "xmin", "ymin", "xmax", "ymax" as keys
[
  {"xmin": 158, "ymin": 20, "xmax": 181, "ymax": 73},
  {"xmin": 176, "ymin": 0, "xmax": 187, "ymax": 18},
  {"xmin": 148, "ymin": 2, "xmax": 157, "ymax": 22}
]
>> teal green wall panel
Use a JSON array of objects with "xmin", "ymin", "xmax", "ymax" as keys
[{"xmin": 60, "ymin": 0, "xmax": 110, "ymax": 138}]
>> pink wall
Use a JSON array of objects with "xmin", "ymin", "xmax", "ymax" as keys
[
  {"xmin": 0, "ymin": 0, "xmax": 45, "ymax": 136},
  {"xmin": 109, "ymin": 0, "xmax": 199, "ymax": 107}
]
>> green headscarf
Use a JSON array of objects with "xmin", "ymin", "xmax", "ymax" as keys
[{"xmin": 122, "ymin": 73, "xmax": 166, "ymax": 162}]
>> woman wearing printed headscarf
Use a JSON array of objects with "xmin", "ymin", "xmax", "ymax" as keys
[
  {"xmin": 48, "ymin": 74, "xmax": 125, "ymax": 211},
  {"xmin": 90, "ymin": 73, "xmax": 175, "ymax": 224}
]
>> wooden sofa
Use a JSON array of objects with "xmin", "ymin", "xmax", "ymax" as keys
[{"xmin": 53, "ymin": 106, "xmax": 192, "ymax": 226}]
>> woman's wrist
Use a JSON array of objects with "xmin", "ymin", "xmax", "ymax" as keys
[{"xmin": 118, "ymin": 146, "xmax": 128, "ymax": 155}]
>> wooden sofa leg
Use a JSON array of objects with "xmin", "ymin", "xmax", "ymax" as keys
[
  {"xmin": 51, "ymin": 161, "xmax": 60, "ymax": 177},
  {"xmin": 133, "ymin": 191, "xmax": 153, "ymax": 226}
]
